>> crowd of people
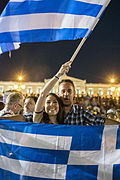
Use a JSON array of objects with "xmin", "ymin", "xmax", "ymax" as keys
[
  {"xmin": 0, "ymin": 61, "xmax": 119, "ymax": 125},
  {"xmin": 75, "ymin": 94, "xmax": 120, "ymax": 122}
]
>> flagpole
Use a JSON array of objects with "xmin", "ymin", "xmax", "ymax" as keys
[{"xmin": 69, "ymin": 0, "xmax": 111, "ymax": 64}]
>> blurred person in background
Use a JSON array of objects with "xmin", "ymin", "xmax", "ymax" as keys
[
  {"xmin": 0, "ymin": 92, "xmax": 24, "ymax": 116},
  {"xmin": 23, "ymin": 96, "xmax": 38, "ymax": 122},
  {"xmin": 0, "ymin": 92, "xmax": 25, "ymax": 121}
]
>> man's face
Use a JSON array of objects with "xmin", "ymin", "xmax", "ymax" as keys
[
  {"xmin": 58, "ymin": 82, "xmax": 75, "ymax": 107},
  {"xmin": 24, "ymin": 98, "xmax": 35, "ymax": 113},
  {"xmin": 13, "ymin": 98, "xmax": 24, "ymax": 114}
]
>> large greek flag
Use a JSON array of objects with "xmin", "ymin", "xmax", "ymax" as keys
[
  {"xmin": 0, "ymin": 0, "xmax": 111, "ymax": 54},
  {"xmin": 0, "ymin": 119, "xmax": 120, "ymax": 180}
]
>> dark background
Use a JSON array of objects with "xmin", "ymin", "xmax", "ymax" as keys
[{"xmin": 0, "ymin": 0, "xmax": 120, "ymax": 83}]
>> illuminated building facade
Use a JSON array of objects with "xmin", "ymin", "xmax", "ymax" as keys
[{"xmin": 0, "ymin": 74, "xmax": 120, "ymax": 97}]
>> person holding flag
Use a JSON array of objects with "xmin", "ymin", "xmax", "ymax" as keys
[
  {"xmin": 33, "ymin": 60, "xmax": 71, "ymax": 124},
  {"xmin": 33, "ymin": 60, "xmax": 105, "ymax": 125}
]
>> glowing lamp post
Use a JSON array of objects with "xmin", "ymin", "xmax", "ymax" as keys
[
  {"xmin": 15, "ymin": 75, "xmax": 25, "ymax": 92},
  {"xmin": 109, "ymin": 78, "xmax": 115, "ymax": 96},
  {"xmin": 18, "ymin": 76, "xmax": 23, "ymax": 81},
  {"xmin": 110, "ymin": 78, "xmax": 115, "ymax": 84}
]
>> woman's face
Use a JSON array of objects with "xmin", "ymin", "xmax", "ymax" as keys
[{"xmin": 45, "ymin": 95, "xmax": 59, "ymax": 116}]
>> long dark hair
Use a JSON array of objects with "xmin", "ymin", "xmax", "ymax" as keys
[{"xmin": 42, "ymin": 93, "xmax": 64, "ymax": 124}]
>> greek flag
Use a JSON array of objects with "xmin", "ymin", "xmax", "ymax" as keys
[
  {"xmin": 0, "ymin": 0, "xmax": 111, "ymax": 54},
  {"xmin": 0, "ymin": 119, "xmax": 120, "ymax": 180}
]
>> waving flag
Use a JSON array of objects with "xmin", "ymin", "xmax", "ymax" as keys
[
  {"xmin": 0, "ymin": 0, "xmax": 111, "ymax": 54},
  {"xmin": 0, "ymin": 120, "xmax": 120, "ymax": 180}
]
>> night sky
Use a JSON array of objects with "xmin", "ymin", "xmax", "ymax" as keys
[{"xmin": 0, "ymin": 0, "xmax": 120, "ymax": 83}]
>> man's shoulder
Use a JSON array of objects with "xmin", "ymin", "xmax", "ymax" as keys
[
  {"xmin": 0, "ymin": 108, "xmax": 12, "ymax": 117},
  {"xmin": 0, "ymin": 114, "xmax": 26, "ymax": 122},
  {"xmin": 72, "ymin": 104, "xmax": 83, "ymax": 113},
  {"xmin": 71, "ymin": 104, "xmax": 92, "ymax": 115}
]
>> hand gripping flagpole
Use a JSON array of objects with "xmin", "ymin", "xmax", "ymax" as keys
[{"xmin": 69, "ymin": 0, "xmax": 111, "ymax": 64}]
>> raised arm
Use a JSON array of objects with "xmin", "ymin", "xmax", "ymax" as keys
[{"xmin": 33, "ymin": 61, "xmax": 71, "ymax": 123}]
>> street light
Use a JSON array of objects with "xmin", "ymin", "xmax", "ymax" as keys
[
  {"xmin": 16, "ymin": 75, "xmax": 25, "ymax": 92},
  {"xmin": 110, "ymin": 78, "xmax": 115, "ymax": 83},
  {"xmin": 18, "ymin": 75, "xmax": 23, "ymax": 81},
  {"xmin": 109, "ymin": 77, "xmax": 116, "ymax": 96}
]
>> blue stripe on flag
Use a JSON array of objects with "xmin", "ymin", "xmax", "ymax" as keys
[
  {"xmin": 0, "ymin": 43, "xmax": 14, "ymax": 52},
  {"xmin": 116, "ymin": 126, "xmax": 120, "ymax": 149},
  {"xmin": 0, "ymin": 43, "xmax": 20, "ymax": 54},
  {"xmin": 0, "ymin": 120, "xmax": 32, "ymax": 133},
  {"xmin": 113, "ymin": 164, "xmax": 120, "ymax": 180},
  {"xmin": 3, "ymin": 0, "xmax": 102, "ymax": 17},
  {"xmin": 66, "ymin": 165, "xmax": 98, "ymax": 180},
  {"xmin": 0, "ymin": 120, "xmax": 104, "ymax": 137},
  {"xmin": 0, "ymin": 29, "xmax": 88, "ymax": 43},
  {"xmin": 0, "ymin": 142, "xmax": 69, "ymax": 164}
]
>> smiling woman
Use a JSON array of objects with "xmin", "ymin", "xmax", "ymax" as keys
[
  {"xmin": 40, "ymin": 93, "xmax": 63, "ymax": 124},
  {"xmin": 33, "ymin": 60, "xmax": 71, "ymax": 124}
]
